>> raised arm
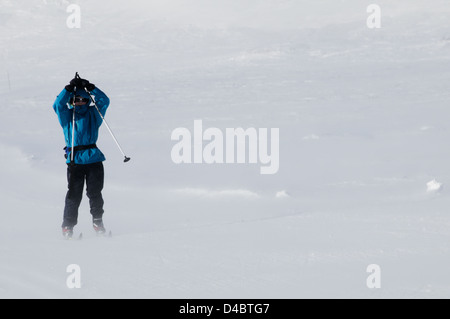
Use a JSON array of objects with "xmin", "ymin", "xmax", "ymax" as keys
[
  {"xmin": 90, "ymin": 87, "xmax": 110, "ymax": 118},
  {"xmin": 53, "ymin": 88, "xmax": 73, "ymax": 128}
]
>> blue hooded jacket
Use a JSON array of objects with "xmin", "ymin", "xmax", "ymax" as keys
[{"xmin": 53, "ymin": 87, "xmax": 110, "ymax": 164}]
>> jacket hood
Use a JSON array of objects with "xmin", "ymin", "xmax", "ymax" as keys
[
  {"xmin": 67, "ymin": 88, "xmax": 92, "ymax": 111},
  {"xmin": 75, "ymin": 88, "xmax": 91, "ymax": 100}
]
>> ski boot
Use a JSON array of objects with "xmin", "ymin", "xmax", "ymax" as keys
[
  {"xmin": 62, "ymin": 226, "xmax": 74, "ymax": 240},
  {"xmin": 93, "ymin": 218, "xmax": 106, "ymax": 235}
]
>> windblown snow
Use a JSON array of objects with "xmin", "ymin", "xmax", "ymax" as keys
[{"xmin": 1, "ymin": 0, "xmax": 450, "ymax": 298}]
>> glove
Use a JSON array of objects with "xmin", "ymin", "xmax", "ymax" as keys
[
  {"xmin": 75, "ymin": 78, "xmax": 96, "ymax": 92},
  {"xmin": 65, "ymin": 77, "xmax": 82, "ymax": 92},
  {"xmin": 82, "ymin": 79, "xmax": 96, "ymax": 92}
]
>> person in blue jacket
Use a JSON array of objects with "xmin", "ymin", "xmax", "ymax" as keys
[{"xmin": 53, "ymin": 75, "xmax": 110, "ymax": 239}]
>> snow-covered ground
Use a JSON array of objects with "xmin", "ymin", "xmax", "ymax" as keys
[{"xmin": 1, "ymin": 0, "xmax": 450, "ymax": 298}]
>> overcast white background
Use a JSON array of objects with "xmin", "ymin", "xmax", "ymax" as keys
[{"xmin": 1, "ymin": 0, "xmax": 450, "ymax": 298}]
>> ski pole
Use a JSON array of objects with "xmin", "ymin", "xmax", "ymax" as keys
[
  {"xmin": 84, "ymin": 87, "xmax": 131, "ymax": 163},
  {"xmin": 70, "ymin": 105, "xmax": 76, "ymax": 164},
  {"xmin": 70, "ymin": 75, "xmax": 77, "ymax": 165}
]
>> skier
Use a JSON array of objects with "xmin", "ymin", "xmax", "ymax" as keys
[{"xmin": 53, "ymin": 75, "xmax": 110, "ymax": 239}]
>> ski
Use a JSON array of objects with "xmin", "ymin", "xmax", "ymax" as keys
[
  {"xmin": 95, "ymin": 230, "xmax": 112, "ymax": 238},
  {"xmin": 63, "ymin": 232, "xmax": 83, "ymax": 241}
]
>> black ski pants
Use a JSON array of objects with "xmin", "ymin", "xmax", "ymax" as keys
[{"xmin": 62, "ymin": 162, "xmax": 104, "ymax": 228}]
